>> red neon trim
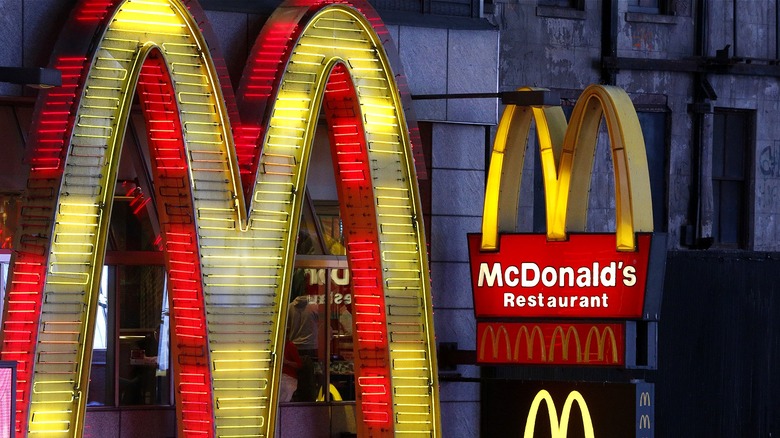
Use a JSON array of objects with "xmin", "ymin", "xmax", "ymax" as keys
[
  {"xmin": 2, "ymin": 43, "xmax": 98, "ymax": 436},
  {"xmin": 74, "ymin": 0, "xmax": 115, "ymax": 22},
  {"xmin": 324, "ymin": 63, "xmax": 394, "ymax": 433},
  {"xmin": 138, "ymin": 54, "xmax": 215, "ymax": 438}
]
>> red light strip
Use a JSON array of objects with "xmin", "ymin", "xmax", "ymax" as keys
[
  {"xmin": 137, "ymin": 54, "xmax": 214, "ymax": 437},
  {"xmin": 0, "ymin": 257, "xmax": 46, "ymax": 435},
  {"xmin": 74, "ymin": 0, "xmax": 114, "ymax": 22},
  {"xmin": 1, "ymin": 47, "xmax": 98, "ymax": 436},
  {"xmin": 30, "ymin": 56, "xmax": 88, "ymax": 173},
  {"xmin": 324, "ymin": 63, "xmax": 394, "ymax": 433},
  {"xmin": 235, "ymin": 20, "xmax": 301, "ymax": 202}
]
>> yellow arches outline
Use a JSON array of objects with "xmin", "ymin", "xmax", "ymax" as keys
[
  {"xmin": 523, "ymin": 390, "xmax": 595, "ymax": 438},
  {"xmin": 481, "ymin": 85, "xmax": 653, "ymax": 251}
]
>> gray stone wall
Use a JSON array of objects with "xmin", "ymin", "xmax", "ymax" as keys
[
  {"xmin": 493, "ymin": 1, "xmax": 602, "ymax": 89},
  {"xmin": 490, "ymin": 0, "xmax": 780, "ymax": 251},
  {"xmin": 429, "ymin": 124, "xmax": 485, "ymax": 438},
  {"xmin": 0, "ymin": 0, "xmax": 77, "ymax": 96},
  {"xmin": 395, "ymin": 23, "xmax": 498, "ymax": 438}
]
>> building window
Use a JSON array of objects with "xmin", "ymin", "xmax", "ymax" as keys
[
  {"xmin": 86, "ymin": 113, "xmax": 173, "ymax": 408},
  {"xmin": 88, "ymin": 262, "xmax": 171, "ymax": 407},
  {"xmin": 285, "ymin": 199, "xmax": 356, "ymax": 405},
  {"xmin": 539, "ymin": 0, "xmax": 583, "ymax": 9},
  {"xmin": 636, "ymin": 109, "xmax": 668, "ymax": 231},
  {"xmin": 712, "ymin": 109, "xmax": 753, "ymax": 248},
  {"xmin": 628, "ymin": 0, "xmax": 666, "ymax": 14}
]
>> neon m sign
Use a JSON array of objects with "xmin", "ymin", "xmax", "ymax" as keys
[{"xmin": 0, "ymin": 0, "xmax": 440, "ymax": 437}]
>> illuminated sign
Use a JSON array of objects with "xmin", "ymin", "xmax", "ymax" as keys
[
  {"xmin": 474, "ymin": 86, "xmax": 660, "ymax": 437},
  {"xmin": 0, "ymin": 0, "xmax": 440, "ymax": 437},
  {"xmin": 524, "ymin": 389, "xmax": 595, "ymax": 438},
  {"xmin": 470, "ymin": 84, "xmax": 666, "ymax": 322},
  {"xmin": 477, "ymin": 322, "xmax": 624, "ymax": 365},
  {"xmin": 479, "ymin": 85, "xmax": 654, "ymax": 252},
  {"xmin": 470, "ymin": 233, "xmax": 665, "ymax": 319},
  {"xmin": 482, "ymin": 380, "xmax": 654, "ymax": 438}
]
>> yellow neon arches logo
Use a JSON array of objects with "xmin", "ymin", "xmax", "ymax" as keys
[
  {"xmin": 481, "ymin": 85, "xmax": 653, "ymax": 251},
  {"xmin": 478, "ymin": 324, "xmax": 620, "ymax": 364},
  {"xmin": 524, "ymin": 390, "xmax": 595, "ymax": 438},
  {"xmin": 0, "ymin": 0, "xmax": 440, "ymax": 437}
]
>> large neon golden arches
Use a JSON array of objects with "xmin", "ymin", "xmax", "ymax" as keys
[
  {"xmin": 481, "ymin": 85, "xmax": 653, "ymax": 251},
  {"xmin": 18, "ymin": 2, "xmax": 247, "ymax": 436},
  {"xmin": 0, "ymin": 0, "xmax": 440, "ymax": 437},
  {"xmin": 232, "ymin": 3, "xmax": 441, "ymax": 436}
]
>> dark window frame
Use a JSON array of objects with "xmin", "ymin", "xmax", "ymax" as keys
[
  {"xmin": 628, "ymin": 0, "xmax": 669, "ymax": 15},
  {"xmin": 634, "ymin": 105, "xmax": 670, "ymax": 233},
  {"xmin": 711, "ymin": 108, "xmax": 754, "ymax": 249},
  {"xmin": 538, "ymin": 0, "xmax": 584, "ymax": 10},
  {"xmin": 627, "ymin": 0, "xmax": 673, "ymax": 15}
]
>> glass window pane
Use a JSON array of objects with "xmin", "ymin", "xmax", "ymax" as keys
[
  {"xmin": 0, "ymin": 254, "xmax": 9, "ymax": 317},
  {"xmin": 314, "ymin": 201, "xmax": 345, "ymax": 255},
  {"xmin": 329, "ymin": 268, "xmax": 354, "ymax": 402},
  {"xmin": 638, "ymin": 111, "xmax": 667, "ymax": 230},
  {"xmin": 712, "ymin": 113, "xmax": 726, "ymax": 178},
  {"xmin": 724, "ymin": 113, "xmax": 748, "ymax": 179},
  {"xmin": 0, "ymin": 195, "xmax": 20, "ymax": 250},
  {"xmin": 712, "ymin": 109, "xmax": 751, "ymax": 248},
  {"xmin": 718, "ymin": 181, "xmax": 744, "ymax": 245},
  {"xmin": 287, "ymin": 268, "xmax": 326, "ymax": 402},
  {"xmin": 94, "ymin": 266, "xmax": 109, "ymax": 350},
  {"xmin": 118, "ymin": 265, "xmax": 170, "ymax": 406},
  {"xmin": 88, "ymin": 266, "xmax": 113, "ymax": 407},
  {"xmin": 539, "ymin": 0, "xmax": 576, "ymax": 7},
  {"xmin": 157, "ymin": 281, "xmax": 170, "ymax": 376},
  {"xmin": 628, "ymin": 0, "xmax": 662, "ymax": 13},
  {"xmin": 712, "ymin": 181, "xmax": 721, "ymax": 242}
]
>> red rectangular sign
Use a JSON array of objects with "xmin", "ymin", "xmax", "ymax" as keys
[
  {"xmin": 469, "ymin": 233, "xmax": 653, "ymax": 319},
  {"xmin": 477, "ymin": 321, "xmax": 625, "ymax": 366}
]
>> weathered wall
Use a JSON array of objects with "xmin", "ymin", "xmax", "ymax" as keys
[
  {"xmin": 0, "ymin": 0, "xmax": 77, "ymax": 96},
  {"xmin": 490, "ymin": 0, "xmax": 780, "ymax": 251},
  {"xmin": 486, "ymin": 1, "xmax": 780, "ymax": 436},
  {"xmin": 659, "ymin": 251, "xmax": 780, "ymax": 436},
  {"xmin": 394, "ymin": 23, "xmax": 499, "ymax": 438}
]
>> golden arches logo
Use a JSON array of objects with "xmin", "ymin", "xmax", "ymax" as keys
[
  {"xmin": 640, "ymin": 391, "xmax": 652, "ymax": 407},
  {"xmin": 481, "ymin": 85, "xmax": 653, "ymax": 251},
  {"xmin": 547, "ymin": 325, "xmax": 581, "ymax": 363},
  {"xmin": 584, "ymin": 325, "xmax": 619, "ymax": 363},
  {"xmin": 523, "ymin": 390, "xmax": 595, "ymax": 438},
  {"xmin": 477, "ymin": 323, "xmax": 621, "ymax": 365},
  {"xmin": 479, "ymin": 324, "xmax": 512, "ymax": 361},
  {"xmin": 0, "ymin": 0, "xmax": 440, "ymax": 437},
  {"xmin": 639, "ymin": 414, "xmax": 651, "ymax": 429},
  {"xmin": 517, "ymin": 324, "xmax": 547, "ymax": 362}
]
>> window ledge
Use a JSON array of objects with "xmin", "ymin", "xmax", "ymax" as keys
[
  {"xmin": 536, "ymin": 6, "xmax": 586, "ymax": 20},
  {"xmin": 625, "ymin": 12, "xmax": 680, "ymax": 25}
]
